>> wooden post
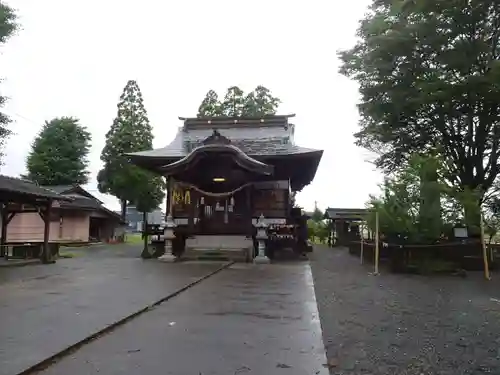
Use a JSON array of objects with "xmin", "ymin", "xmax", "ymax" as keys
[
  {"xmin": 165, "ymin": 175, "xmax": 172, "ymax": 217},
  {"xmin": 41, "ymin": 201, "xmax": 52, "ymax": 264},
  {"xmin": 374, "ymin": 210, "xmax": 380, "ymax": 275},
  {"xmin": 140, "ymin": 211, "xmax": 151, "ymax": 259},
  {"xmin": 480, "ymin": 213, "xmax": 491, "ymax": 280},
  {"xmin": 360, "ymin": 222, "xmax": 364, "ymax": 264},
  {"xmin": 168, "ymin": 177, "xmax": 174, "ymax": 216},
  {"xmin": 1, "ymin": 203, "xmax": 7, "ymax": 258},
  {"xmin": 188, "ymin": 188, "xmax": 195, "ymax": 233}
]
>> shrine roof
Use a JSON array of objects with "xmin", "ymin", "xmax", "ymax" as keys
[
  {"xmin": 324, "ymin": 208, "xmax": 368, "ymax": 220},
  {"xmin": 127, "ymin": 115, "xmax": 322, "ymax": 160}
]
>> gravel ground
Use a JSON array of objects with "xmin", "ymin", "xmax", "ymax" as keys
[{"xmin": 309, "ymin": 246, "xmax": 500, "ymax": 375}]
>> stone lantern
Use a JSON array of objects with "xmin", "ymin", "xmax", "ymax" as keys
[
  {"xmin": 253, "ymin": 213, "xmax": 270, "ymax": 264},
  {"xmin": 158, "ymin": 213, "xmax": 177, "ymax": 262}
]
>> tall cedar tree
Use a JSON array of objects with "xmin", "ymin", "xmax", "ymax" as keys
[
  {"xmin": 339, "ymin": 0, "xmax": 500, "ymax": 227},
  {"xmin": 98, "ymin": 80, "xmax": 165, "ymax": 221},
  {"xmin": 0, "ymin": 3, "xmax": 18, "ymax": 164},
  {"xmin": 197, "ymin": 86, "xmax": 280, "ymax": 117},
  {"xmin": 26, "ymin": 117, "xmax": 91, "ymax": 185},
  {"xmin": 221, "ymin": 86, "xmax": 246, "ymax": 117},
  {"xmin": 243, "ymin": 85, "xmax": 281, "ymax": 116},
  {"xmin": 197, "ymin": 90, "xmax": 223, "ymax": 117}
]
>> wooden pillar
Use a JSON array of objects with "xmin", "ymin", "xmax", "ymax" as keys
[
  {"xmin": 1, "ymin": 203, "xmax": 7, "ymax": 258},
  {"xmin": 188, "ymin": 188, "xmax": 195, "ymax": 233},
  {"xmin": 41, "ymin": 201, "xmax": 53, "ymax": 264},
  {"xmin": 480, "ymin": 213, "xmax": 491, "ymax": 280},
  {"xmin": 167, "ymin": 176, "xmax": 174, "ymax": 216},
  {"xmin": 165, "ymin": 176, "xmax": 171, "ymax": 217},
  {"xmin": 374, "ymin": 210, "xmax": 380, "ymax": 275},
  {"xmin": 246, "ymin": 185, "xmax": 253, "ymax": 237}
]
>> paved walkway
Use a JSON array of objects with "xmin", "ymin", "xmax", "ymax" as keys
[
  {"xmin": 0, "ymin": 245, "xmax": 227, "ymax": 375},
  {"xmin": 37, "ymin": 262, "xmax": 328, "ymax": 375}
]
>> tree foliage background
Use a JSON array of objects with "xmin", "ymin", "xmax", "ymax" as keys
[
  {"xmin": 365, "ymin": 153, "xmax": 496, "ymax": 243},
  {"xmin": 339, "ymin": 0, "xmax": 500, "ymax": 228},
  {"xmin": 98, "ymin": 80, "xmax": 165, "ymax": 219},
  {"xmin": 0, "ymin": 2, "xmax": 18, "ymax": 164},
  {"xmin": 25, "ymin": 117, "xmax": 92, "ymax": 185},
  {"xmin": 197, "ymin": 86, "xmax": 280, "ymax": 117}
]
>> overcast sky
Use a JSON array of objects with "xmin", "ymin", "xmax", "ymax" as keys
[{"xmin": 0, "ymin": 0, "xmax": 381, "ymax": 212}]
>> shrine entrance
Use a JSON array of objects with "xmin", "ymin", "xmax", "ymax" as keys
[{"xmin": 196, "ymin": 188, "xmax": 250, "ymax": 235}]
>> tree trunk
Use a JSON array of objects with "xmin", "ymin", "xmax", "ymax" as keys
[
  {"xmin": 140, "ymin": 211, "xmax": 152, "ymax": 259},
  {"xmin": 464, "ymin": 203, "xmax": 481, "ymax": 237},
  {"xmin": 418, "ymin": 162, "xmax": 441, "ymax": 243},
  {"xmin": 118, "ymin": 200, "xmax": 127, "ymax": 243},
  {"xmin": 461, "ymin": 189, "xmax": 482, "ymax": 238},
  {"xmin": 120, "ymin": 200, "xmax": 127, "ymax": 221}
]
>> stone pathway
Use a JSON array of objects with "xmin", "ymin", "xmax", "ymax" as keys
[
  {"xmin": 0, "ymin": 245, "xmax": 227, "ymax": 375},
  {"xmin": 38, "ymin": 262, "xmax": 328, "ymax": 375}
]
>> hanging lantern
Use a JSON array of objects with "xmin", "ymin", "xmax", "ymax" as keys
[
  {"xmin": 230, "ymin": 196, "xmax": 235, "ymax": 206},
  {"xmin": 200, "ymin": 196, "xmax": 205, "ymax": 205}
]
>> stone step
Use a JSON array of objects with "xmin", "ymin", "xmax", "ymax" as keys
[
  {"xmin": 183, "ymin": 235, "xmax": 253, "ymax": 262},
  {"xmin": 183, "ymin": 248, "xmax": 249, "ymax": 262}
]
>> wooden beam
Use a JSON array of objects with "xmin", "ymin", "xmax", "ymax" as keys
[
  {"xmin": 41, "ymin": 201, "xmax": 53, "ymax": 264},
  {"xmin": 6, "ymin": 211, "xmax": 16, "ymax": 225},
  {"xmin": 1, "ymin": 203, "xmax": 7, "ymax": 258}
]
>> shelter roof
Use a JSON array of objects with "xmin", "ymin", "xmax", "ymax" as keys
[
  {"xmin": 0, "ymin": 175, "xmax": 69, "ymax": 203},
  {"xmin": 324, "ymin": 207, "xmax": 368, "ymax": 220},
  {"xmin": 44, "ymin": 184, "xmax": 125, "ymax": 223}
]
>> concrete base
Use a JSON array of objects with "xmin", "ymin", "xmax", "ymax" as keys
[
  {"xmin": 157, "ymin": 253, "xmax": 177, "ymax": 263},
  {"xmin": 253, "ymin": 255, "xmax": 270, "ymax": 264}
]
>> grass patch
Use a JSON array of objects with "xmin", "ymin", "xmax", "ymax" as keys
[{"xmin": 126, "ymin": 233, "xmax": 144, "ymax": 244}]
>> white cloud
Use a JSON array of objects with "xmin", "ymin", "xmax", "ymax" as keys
[{"xmin": 0, "ymin": 0, "xmax": 381, "ymax": 211}]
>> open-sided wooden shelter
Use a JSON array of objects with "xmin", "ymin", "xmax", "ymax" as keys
[
  {"xmin": 324, "ymin": 207, "xmax": 368, "ymax": 246},
  {"xmin": 127, "ymin": 114, "xmax": 323, "ymax": 261},
  {"xmin": 0, "ymin": 175, "xmax": 70, "ymax": 263}
]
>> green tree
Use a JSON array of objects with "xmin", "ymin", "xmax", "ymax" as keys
[
  {"xmin": 243, "ymin": 86, "xmax": 281, "ymax": 117},
  {"xmin": 310, "ymin": 202, "xmax": 323, "ymax": 222},
  {"xmin": 196, "ymin": 86, "xmax": 281, "ymax": 118},
  {"xmin": 98, "ymin": 80, "xmax": 161, "ymax": 221},
  {"xmin": 132, "ymin": 171, "xmax": 165, "ymax": 258},
  {"xmin": 0, "ymin": 3, "xmax": 18, "ymax": 164},
  {"xmin": 197, "ymin": 90, "xmax": 223, "ymax": 117},
  {"xmin": 25, "ymin": 117, "xmax": 91, "ymax": 185},
  {"xmin": 366, "ymin": 154, "xmax": 447, "ymax": 244},
  {"xmin": 221, "ymin": 86, "xmax": 246, "ymax": 117},
  {"xmin": 339, "ymin": 0, "xmax": 500, "ymax": 228}
]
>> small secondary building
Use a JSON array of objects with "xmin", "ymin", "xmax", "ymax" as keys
[
  {"xmin": 3, "ymin": 184, "xmax": 125, "ymax": 246},
  {"xmin": 125, "ymin": 205, "xmax": 164, "ymax": 232},
  {"xmin": 0, "ymin": 175, "xmax": 70, "ymax": 262},
  {"xmin": 324, "ymin": 207, "xmax": 368, "ymax": 245}
]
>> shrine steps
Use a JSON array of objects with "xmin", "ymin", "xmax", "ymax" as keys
[{"xmin": 182, "ymin": 235, "xmax": 253, "ymax": 262}]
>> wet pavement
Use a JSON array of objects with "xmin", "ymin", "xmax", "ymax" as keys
[
  {"xmin": 38, "ymin": 262, "xmax": 328, "ymax": 375},
  {"xmin": 0, "ymin": 244, "xmax": 228, "ymax": 375}
]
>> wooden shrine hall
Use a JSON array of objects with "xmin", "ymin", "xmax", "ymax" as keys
[{"xmin": 127, "ymin": 114, "xmax": 323, "ymax": 262}]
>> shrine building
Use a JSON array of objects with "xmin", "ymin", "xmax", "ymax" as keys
[{"xmin": 127, "ymin": 114, "xmax": 323, "ymax": 262}]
